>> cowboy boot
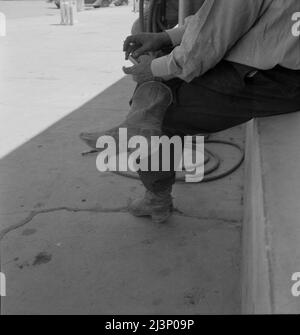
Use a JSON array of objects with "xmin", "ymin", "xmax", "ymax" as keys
[
  {"xmin": 79, "ymin": 81, "xmax": 173, "ymax": 152},
  {"xmin": 129, "ymin": 188, "xmax": 173, "ymax": 223}
]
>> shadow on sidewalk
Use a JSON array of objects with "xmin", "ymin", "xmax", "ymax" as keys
[
  {"xmin": 0, "ymin": 76, "xmax": 242, "ymax": 315},
  {"xmin": 0, "ymin": 76, "xmax": 137, "ymax": 216}
]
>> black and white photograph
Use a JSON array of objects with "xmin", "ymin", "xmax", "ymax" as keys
[{"xmin": 0, "ymin": 0, "xmax": 300, "ymax": 320}]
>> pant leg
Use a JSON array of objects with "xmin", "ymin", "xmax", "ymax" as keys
[
  {"xmin": 138, "ymin": 100, "xmax": 251, "ymax": 193},
  {"xmin": 163, "ymin": 62, "xmax": 300, "ymax": 134},
  {"xmin": 138, "ymin": 61, "xmax": 300, "ymax": 193}
]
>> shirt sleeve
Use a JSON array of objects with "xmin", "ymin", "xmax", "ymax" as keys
[
  {"xmin": 165, "ymin": 27, "xmax": 185, "ymax": 46},
  {"xmin": 165, "ymin": 15, "xmax": 195, "ymax": 46},
  {"xmin": 151, "ymin": 0, "xmax": 266, "ymax": 82}
]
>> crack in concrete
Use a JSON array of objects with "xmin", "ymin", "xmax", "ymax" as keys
[
  {"xmin": 0, "ymin": 206, "xmax": 127, "ymax": 241},
  {"xmin": 173, "ymin": 208, "xmax": 241, "ymax": 227},
  {"xmin": 0, "ymin": 204, "xmax": 240, "ymax": 317},
  {"xmin": 0, "ymin": 205, "xmax": 241, "ymax": 241}
]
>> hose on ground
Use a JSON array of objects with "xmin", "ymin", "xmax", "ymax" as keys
[{"xmin": 111, "ymin": 138, "xmax": 245, "ymax": 183}]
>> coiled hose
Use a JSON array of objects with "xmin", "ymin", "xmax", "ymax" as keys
[{"xmin": 112, "ymin": 138, "xmax": 245, "ymax": 183}]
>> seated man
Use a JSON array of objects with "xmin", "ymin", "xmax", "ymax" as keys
[{"xmin": 81, "ymin": 0, "xmax": 300, "ymax": 223}]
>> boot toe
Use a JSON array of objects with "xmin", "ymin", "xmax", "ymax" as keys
[
  {"xmin": 151, "ymin": 210, "xmax": 172, "ymax": 224},
  {"xmin": 128, "ymin": 199, "xmax": 152, "ymax": 217},
  {"xmin": 79, "ymin": 132, "xmax": 101, "ymax": 149}
]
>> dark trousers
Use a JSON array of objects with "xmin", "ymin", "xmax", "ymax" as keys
[{"xmin": 138, "ymin": 61, "xmax": 300, "ymax": 193}]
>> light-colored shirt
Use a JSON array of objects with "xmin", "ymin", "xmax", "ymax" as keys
[{"xmin": 151, "ymin": 0, "xmax": 300, "ymax": 82}]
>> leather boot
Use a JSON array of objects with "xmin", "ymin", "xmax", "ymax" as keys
[
  {"xmin": 79, "ymin": 81, "xmax": 173, "ymax": 152},
  {"xmin": 129, "ymin": 188, "xmax": 173, "ymax": 223}
]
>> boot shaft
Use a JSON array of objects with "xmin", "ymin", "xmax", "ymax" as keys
[{"xmin": 126, "ymin": 81, "xmax": 173, "ymax": 128}]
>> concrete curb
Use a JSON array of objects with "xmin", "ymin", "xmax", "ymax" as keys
[
  {"xmin": 242, "ymin": 114, "xmax": 300, "ymax": 314},
  {"xmin": 242, "ymin": 120, "xmax": 272, "ymax": 314}
]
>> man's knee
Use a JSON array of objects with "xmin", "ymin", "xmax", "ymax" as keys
[
  {"xmin": 131, "ymin": 12, "xmax": 149, "ymax": 35},
  {"xmin": 131, "ymin": 18, "xmax": 141, "ymax": 35}
]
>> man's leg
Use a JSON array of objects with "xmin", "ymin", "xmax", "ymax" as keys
[
  {"xmin": 137, "ymin": 111, "xmax": 251, "ymax": 194},
  {"xmin": 132, "ymin": 66, "xmax": 252, "ymax": 222},
  {"xmin": 133, "ymin": 99, "xmax": 251, "ymax": 223},
  {"xmin": 135, "ymin": 61, "xmax": 300, "ymax": 218},
  {"xmin": 137, "ymin": 62, "xmax": 253, "ymax": 194},
  {"xmin": 80, "ymin": 81, "xmax": 172, "ymax": 151}
]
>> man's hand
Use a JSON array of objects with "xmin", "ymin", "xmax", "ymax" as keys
[
  {"xmin": 123, "ymin": 32, "xmax": 172, "ymax": 59},
  {"xmin": 122, "ymin": 55, "xmax": 155, "ymax": 84}
]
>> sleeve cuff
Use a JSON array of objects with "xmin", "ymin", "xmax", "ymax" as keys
[
  {"xmin": 166, "ymin": 27, "xmax": 185, "ymax": 46},
  {"xmin": 151, "ymin": 56, "xmax": 174, "ymax": 80}
]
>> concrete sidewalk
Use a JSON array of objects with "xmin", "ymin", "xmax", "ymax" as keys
[{"xmin": 0, "ymin": 2, "xmax": 243, "ymax": 314}]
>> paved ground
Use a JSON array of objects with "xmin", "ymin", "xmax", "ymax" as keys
[
  {"xmin": 0, "ymin": 1, "xmax": 244, "ymax": 314},
  {"xmin": 1, "ymin": 0, "xmax": 58, "ymax": 19}
]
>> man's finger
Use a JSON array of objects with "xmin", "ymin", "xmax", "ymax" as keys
[
  {"xmin": 132, "ymin": 45, "xmax": 149, "ymax": 58},
  {"xmin": 139, "ymin": 54, "xmax": 153, "ymax": 62},
  {"xmin": 123, "ymin": 36, "xmax": 133, "ymax": 51},
  {"xmin": 122, "ymin": 65, "xmax": 136, "ymax": 75},
  {"xmin": 124, "ymin": 37, "xmax": 141, "ymax": 59},
  {"xmin": 123, "ymin": 36, "xmax": 139, "ymax": 52},
  {"xmin": 125, "ymin": 44, "xmax": 137, "ymax": 60}
]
